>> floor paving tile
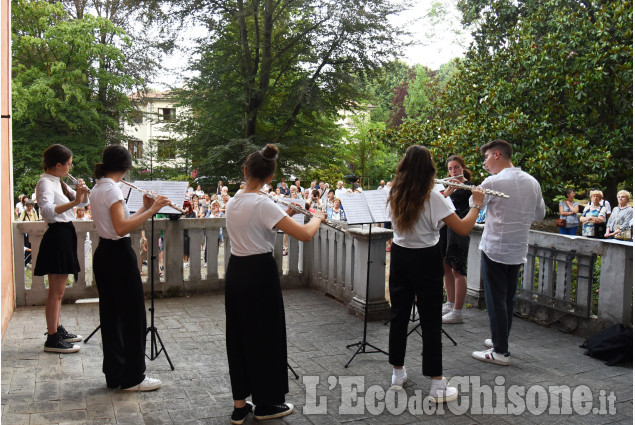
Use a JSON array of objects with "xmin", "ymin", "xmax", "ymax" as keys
[{"xmin": 1, "ymin": 288, "xmax": 632, "ymax": 424}]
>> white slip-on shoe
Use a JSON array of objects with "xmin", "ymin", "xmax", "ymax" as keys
[{"xmin": 122, "ymin": 376, "xmax": 162, "ymax": 391}]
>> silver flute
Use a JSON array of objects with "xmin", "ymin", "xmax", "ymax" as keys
[
  {"xmin": 435, "ymin": 178, "xmax": 509, "ymax": 199},
  {"xmin": 66, "ymin": 173, "xmax": 91, "ymax": 194},
  {"xmin": 122, "ymin": 180, "xmax": 186, "ymax": 213},
  {"xmin": 260, "ymin": 190, "xmax": 347, "ymax": 232}
]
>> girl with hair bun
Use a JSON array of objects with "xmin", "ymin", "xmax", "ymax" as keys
[
  {"xmin": 35, "ymin": 144, "xmax": 89, "ymax": 354},
  {"xmin": 90, "ymin": 144, "xmax": 171, "ymax": 391},
  {"xmin": 224, "ymin": 144, "xmax": 326, "ymax": 423}
]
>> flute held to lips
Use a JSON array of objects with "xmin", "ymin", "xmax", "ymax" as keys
[
  {"xmin": 67, "ymin": 173, "xmax": 91, "ymax": 194},
  {"xmin": 121, "ymin": 180, "xmax": 186, "ymax": 213},
  {"xmin": 434, "ymin": 178, "xmax": 509, "ymax": 199}
]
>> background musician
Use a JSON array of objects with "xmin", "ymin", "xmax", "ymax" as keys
[
  {"xmin": 439, "ymin": 155, "xmax": 474, "ymax": 325},
  {"xmin": 34, "ymin": 144, "xmax": 88, "ymax": 353},
  {"xmin": 224, "ymin": 144, "xmax": 325, "ymax": 424},
  {"xmin": 471, "ymin": 139, "xmax": 545, "ymax": 366},
  {"xmin": 90, "ymin": 145, "xmax": 170, "ymax": 391}
]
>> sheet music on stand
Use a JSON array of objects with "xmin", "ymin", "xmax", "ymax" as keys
[
  {"xmin": 339, "ymin": 190, "xmax": 390, "ymax": 225},
  {"xmin": 125, "ymin": 180, "xmax": 189, "ymax": 214}
]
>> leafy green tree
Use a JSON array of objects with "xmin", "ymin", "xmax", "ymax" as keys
[
  {"xmin": 404, "ymin": 65, "xmax": 438, "ymax": 120},
  {"xmin": 359, "ymin": 60, "xmax": 411, "ymax": 123},
  {"xmin": 337, "ymin": 114, "xmax": 399, "ymax": 188},
  {"xmin": 57, "ymin": 0, "xmax": 175, "ymax": 94},
  {"xmin": 373, "ymin": 0, "xmax": 633, "ymax": 207},
  {"xmin": 12, "ymin": 0, "xmax": 137, "ymax": 195},
  {"xmin": 172, "ymin": 0, "xmax": 408, "ymax": 180}
]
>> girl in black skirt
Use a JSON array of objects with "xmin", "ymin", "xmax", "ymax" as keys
[
  {"xmin": 90, "ymin": 145, "xmax": 170, "ymax": 391},
  {"xmin": 225, "ymin": 144, "xmax": 325, "ymax": 424},
  {"xmin": 440, "ymin": 154, "xmax": 474, "ymax": 324},
  {"xmin": 34, "ymin": 144, "xmax": 89, "ymax": 353}
]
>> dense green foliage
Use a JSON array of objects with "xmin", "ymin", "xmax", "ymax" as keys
[
  {"xmin": 372, "ymin": 0, "xmax": 633, "ymax": 206},
  {"xmin": 172, "ymin": 0, "xmax": 408, "ymax": 182},
  {"xmin": 12, "ymin": 0, "xmax": 137, "ymax": 195}
]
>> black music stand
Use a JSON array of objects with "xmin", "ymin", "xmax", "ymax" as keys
[
  {"xmin": 130, "ymin": 181, "xmax": 188, "ymax": 370},
  {"xmin": 345, "ymin": 223, "xmax": 388, "ymax": 367},
  {"xmin": 145, "ymin": 212, "xmax": 174, "ymax": 369},
  {"xmin": 381, "ymin": 296, "xmax": 457, "ymax": 345},
  {"xmin": 405, "ymin": 299, "xmax": 457, "ymax": 345},
  {"xmin": 340, "ymin": 190, "xmax": 391, "ymax": 368}
]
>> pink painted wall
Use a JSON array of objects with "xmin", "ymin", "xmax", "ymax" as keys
[{"xmin": 1, "ymin": 0, "xmax": 15, "ymax": 339}]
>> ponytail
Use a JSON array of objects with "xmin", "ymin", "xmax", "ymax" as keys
[{"xmin": 93, "ymin": 145, "xmax": 132, "ymax": 180}]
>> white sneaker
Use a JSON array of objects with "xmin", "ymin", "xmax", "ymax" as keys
[
  {"xmin": 442, "ymin": 309, "xmax": 463, "ymax": 324},
  {"xmin": 123, "ymin": 376, "xmax": 162, "ymax": 391},
  {"xmin": 484, "ymin": 339, "xmax": 493, "ymax": 348},
  {"xmin": 390, "ymin": 367, "xmax": 407, "ymax": 390},
  {"xmin": 472, "ymin": 348, "xmax": 510, "ymax": 366},
  {"xmin": 429, "ymin": 377, "xmax": 458, "ymax": 403},
  {"xmin": 441, "ymin": 302, "xmax": 454, "ymax": 316}
]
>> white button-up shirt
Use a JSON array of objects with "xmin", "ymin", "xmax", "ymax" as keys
[
  {"xmin": 473, "ymin": 167, "xmax": 545, "ymax": 265},
  {"xmin": 36, "ymin": 173, "xmax": 90, "ymax": 224}
]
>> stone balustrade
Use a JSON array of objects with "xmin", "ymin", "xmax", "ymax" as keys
[{"xmin": 12, "ymin": 219, "xmax": 632, "ymax": 334}]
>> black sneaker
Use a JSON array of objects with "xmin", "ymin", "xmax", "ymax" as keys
[
  {"xmin": 254, "ymin": 403, "xmax": 294, "ymax": 420},
  {"xmin": 58, "ymin": 325, "xmax": 83, "ymax": 343},
  {"xmin": 231, "ymin": 401, "xmax": 254, "ymax": 425},
  {"xmin": 44, "ymin": 332, "xmax": 80, "ymax": 353}
]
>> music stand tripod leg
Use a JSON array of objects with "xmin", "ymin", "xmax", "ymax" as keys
[
  {"xmin": 287, "ymin": 363, "xmax": 299, "ymax": 380},
  {"xmin": 83, "ymin": 325, "xmax": 101, "ymax": 343}
]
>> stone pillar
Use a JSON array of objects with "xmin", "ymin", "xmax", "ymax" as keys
[
  {"xmin": 347, "ymin": 225, "xmax": 392, "ymax": 321},
  {"xmin": 164, "ymin": 217, "xmax": 183, "ymax": 297},
  {"xmin": 466, "ymin": 225, "xmax": 485, "ymax": 308},
  {"xmin": 598, "ymin": 242, "xmax": 633, "ymax": 325}
]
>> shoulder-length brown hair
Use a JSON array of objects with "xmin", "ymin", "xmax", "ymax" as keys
[{"xmin": 388, "ymin": 145, "xmax": 436, "ymax": 233}]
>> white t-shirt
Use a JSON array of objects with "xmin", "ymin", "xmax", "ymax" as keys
[
  {"xmin": 90, "ymin": 178, "xmax": 131, "ymax": 240},
  {"xmin": 226, "ymin": 192, "xmax": 287, "ymax": 257},
  {"xmin": 36, "ymin": 173, "xmax": 89, "ymax": 223},
  {"xmin": 391, "ymin": 190, "xmax": 454, "ymax": 249}
]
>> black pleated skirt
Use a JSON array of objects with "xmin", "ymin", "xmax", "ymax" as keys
[{"xmin": 34, "ymin": 222, "xmax": 80, "ymax": 277}]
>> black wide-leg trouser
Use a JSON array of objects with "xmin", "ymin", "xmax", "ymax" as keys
[
  {"xmin": 94, "ymin": 237, "xmax": 147, "ymax": 389},
  {"xmin": 225, "ymin": 252, "xmax": 288, "ymax": 406},
  {"xmin": 388, "ymin": 242, "xmax": 444, "ymax": 377}
]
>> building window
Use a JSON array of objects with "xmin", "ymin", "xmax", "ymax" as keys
[
  {"xmin": 128, "ymin": 139, "xmax": 143, "ymax": 159},
  {"xmin": 157, "ymin": 139, "xmax": 176, "ymax": 159},
  {"xmin": 158, "ymin": 107, "xmax": 176, "ymax": 121},
  {"xmin": 131, "ymin": 110, "xmax": 143, "ymax": 124}
]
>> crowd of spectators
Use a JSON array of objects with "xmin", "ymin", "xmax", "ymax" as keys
[{"xmin": 560, "ymin": 188, "xmax": 632, "ymax": 240}]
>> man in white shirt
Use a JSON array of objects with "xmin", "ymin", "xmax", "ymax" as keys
[
  {"xmin": 334, "ymin": 181, "xmax": 347, "ymax": 199},
  {"xmin": 377, "ymin": 180, "xmax": 386, "ymax": 190},
  {"xmin": 471, "ymin": 139, "xmax": 545, "ymax": 367}
]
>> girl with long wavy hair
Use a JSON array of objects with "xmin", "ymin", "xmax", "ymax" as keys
[{"xmin": 386, "ymin": 145, "xmax": 484, "ymax": 402}]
